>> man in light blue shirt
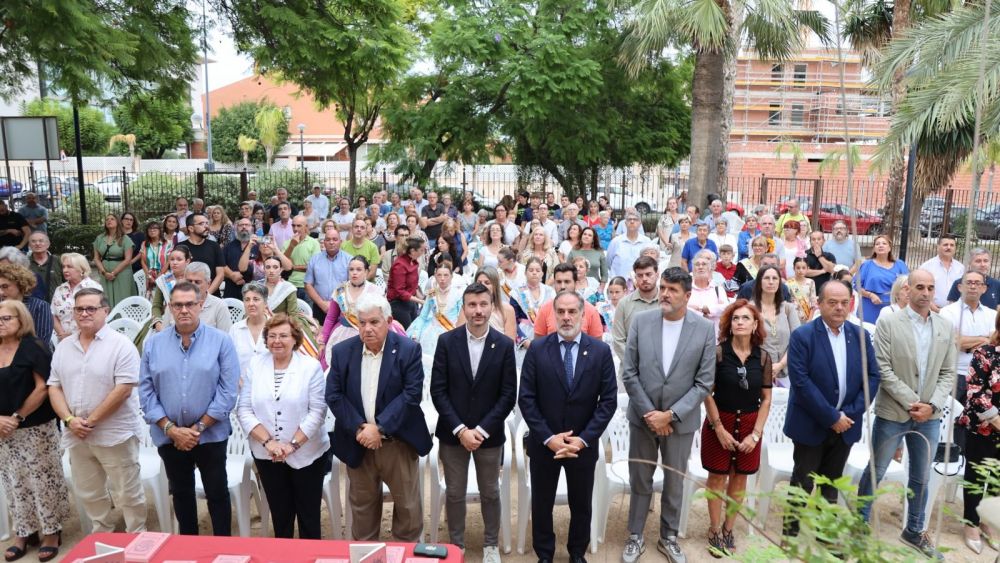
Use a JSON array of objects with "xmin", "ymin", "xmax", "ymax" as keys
[
  {"xmin": 139, "ymin": 281, "xmax": 240, "ymax": 536},
  {"xmin": 305, "ymin": 185, "xmax": 330, "ymax": 220},
  {"xmin": 823, "ymin": 220, "xmax": 861, "ymax": 274},
  {"xmin": 304, "ymin": 230, "xmax": 351, "ymax": 323}
]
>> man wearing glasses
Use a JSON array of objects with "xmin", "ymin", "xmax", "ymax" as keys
[
  {"xmin": 606, "ymin": 210, "xmax": 652, "ymax": 279},
  {"xmin": 940, "ymin": 270, "xmax": 996, "ymax": 406},
  {"xmin": 139, "ymin": 281, "xmax": 240, "ymax": 535},
  {"xmin": 48, "ymin": 288, "xmax": 147, "ymax": 533},
  {"xmin": 175, "ymin": 212, "xmax": 225, "ymax": 296}
]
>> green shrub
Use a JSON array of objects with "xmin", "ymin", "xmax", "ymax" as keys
[
  {"xmin": 55, "ymin": 188, "xmax": 118, "ymax": 226},
  {"xmin": 48, "ymin": 215, "xmax": 104, "ymax": 254},
  {"xmin": 125, "ymin": 173, "xmax": 190, "ymax": 221},
  {"xmin": 249, "ymin": 170, "xmax": 312, "ymax": 205}
]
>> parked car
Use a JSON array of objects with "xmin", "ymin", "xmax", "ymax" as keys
[
  {"xmin": 775, "ymin": 199, "xmax": 883, "ymax": 235},
  {"xmin": 0, "ymin": 178, "xmax": 23, "ymax": 199},
  {"xmin": 94, "ymin": 173, "xmax": 137, "ymax": 201},
  {"xmin": 598, "ymin": 183, "xmax": 678, "ymax": 215},
  {"xmin": 919, "ymin": 206, "xmax": 1000, "ymax": 239}
]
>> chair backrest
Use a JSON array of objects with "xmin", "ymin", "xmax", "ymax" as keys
[
  {"xmin": 108, "ymin": 318, "xmax": 142, "ymax": 341},
  {"xmin": 762, "ymin": 387, "xmax": 791, "ymax": 444},
  {"xmin": 108, "ymin": 296, "xmax": 152, "ymax": 324},
  {"xmin": 374, "ymin": 269, "xmax": 387, "ymax": 292},
  {"xmin": 224, "ymin": 298, "xmax": 246, "ymax": 325},
  {"xmin": 297, "ymin": 298, "xmax": 312, "ymax": 317},
  {"xmin": 862, "ymin": 321, "xmax": 876, "ymax": 336},
  {"xmin": 939, "ymin": 395, "xmax": 964, "ymax": 444},
  {"xmin": 605, "ymin": 408, "xmax": 631, "ymax": 463},
  {"xmin": 133, "ymin": 270, "xmax": 146, "ymax": 296},
  {"xmin": 228, "ymin": 413, "xmax": 251, "ymax": 456},
  {"xmin": 514, "ymin": 419, "xmax": 530, "ymax": 481}
]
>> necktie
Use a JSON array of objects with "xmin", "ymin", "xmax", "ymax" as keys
[{"xmin": 562, "ymin": 340, "xmax": 576, "ymax": 389}]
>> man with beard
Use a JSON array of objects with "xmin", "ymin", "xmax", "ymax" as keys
[
  {"xmin": 611, "ymin": 256, "xmax": 660, "ymax": 361},
  {"xmin": 176, "ymin": 213, "xmax": 225, "ymax": 296},
  {"xmin": 223, "ymin": 217, "xmax": 255, "ymax": 300}
]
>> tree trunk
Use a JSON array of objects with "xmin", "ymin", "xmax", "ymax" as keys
[
  {"xmin": 716, "ymin": 28, "xmax": 737, "ymax": 200},
  {"xmin": 348, "ymin": 144, "xmax": 359, "ymax": 204},
  {"xmin": 881, "ymin": 0, "xmax": 912, "ymax": 243},
  {"xmin": 689, "ymin": 48, "xmax": 727, "ymax": 212}
]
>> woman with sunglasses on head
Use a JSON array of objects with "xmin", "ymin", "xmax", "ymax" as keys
[{"xmin": 700, "ymin": 299, "xmax": 772, "ymax": 558}]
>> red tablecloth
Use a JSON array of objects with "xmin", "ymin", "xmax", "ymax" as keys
[{"xmin": 61, "ymin": 533, "xmax": 463, "ymax": 563}]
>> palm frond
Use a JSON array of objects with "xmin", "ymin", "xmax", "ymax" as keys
[
  {"xmin": 677, "ymin": 0, "xmax": 729, "ymax": 52},
  {"xmin": 741, "ymin": 0, "xmax": 805, "ymax": 60},
  {"xmin": 619, "ymin": 0, "xmax": 683, "ymax": 76},
  {"xmin": 842, "ymin": 0, "xmax": 893, "ymax": 66}
]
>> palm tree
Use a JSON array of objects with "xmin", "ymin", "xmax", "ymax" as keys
[
  {"xmin": 774, "ymin": 137, "xmax": 805, "ymax": 197},
  {"xmin": 842, "ymin": 0, "xmax": 958, "ymax": 240},
  {"xmin": 109, "ymin": 133, "xmax": 138, "ymax": 172},
  {"xmin": 254, "ymin": 106, "xmax": 285, "ymax": 169},
  {"xmin": 237, "ymin": 134, "xmax": 258, "ymax": 169},
  {"xmin": 619, "ymin": 0, "xmax": 829, "ymax": 210},
  {"xmin": 817, "ymin": 144, "xmax": 862, "ymax": 177}
]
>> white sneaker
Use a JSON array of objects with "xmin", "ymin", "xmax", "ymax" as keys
[{"xmin": 483, "ymin": 545, "xmax": 501, "ymax": 563}]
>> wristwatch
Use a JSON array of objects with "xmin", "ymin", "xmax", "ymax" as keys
[
  {"xmin": 11, "ymin": 412, "xmax": 24, "ymax": 424},
  {"xmin": 195, "ymin": 421, "xmax": 207, "ymax": 433},
  {"xmin": 929, "ymin": 403, "xmax": 939, "ymax": 415},
  {"xmin": 751, "ymin": 432, "xmax": 760, "ymax": 443},
  {"xmin": 291, "ymin": 438, "xmax": 301, "ymax": 451}
]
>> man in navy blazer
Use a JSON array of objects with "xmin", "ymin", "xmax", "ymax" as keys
[
  {"xmin": 783, "ymin": 279, "xmax": 879, "ymax": 535},
  {"xmin": 431, "ymin": 283, "xmax": 517, "ymax": 560},
  {"xmin": 519, "ymin": 290, "xmax": 618, "ymax": 563},
  {"xmin": 326, "ymin": 293, "xmax": 431, "ymax": 542}
]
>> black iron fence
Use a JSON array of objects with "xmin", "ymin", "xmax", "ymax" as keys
[{"xmin": 8, "ymin": 163, "xmax": 1000, "ymax": 273}]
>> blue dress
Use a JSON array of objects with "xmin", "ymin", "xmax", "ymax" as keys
[{"xmin": 857, "ymin": 259, "xmax": 909, "ymax": 324}]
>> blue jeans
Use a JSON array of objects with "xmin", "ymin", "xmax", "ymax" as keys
[{"xmin": 857, "ymin": 416, "xmax": 941, "ymax": 532}]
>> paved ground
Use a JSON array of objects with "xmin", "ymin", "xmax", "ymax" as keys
[{"xmin": 18, "ymin": 463, "xmax": 995, "ymax": 563}]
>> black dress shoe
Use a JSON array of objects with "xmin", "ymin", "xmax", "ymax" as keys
[
  {"xmin": 570, "ymin": 557, "xmax": 587, "ymax": 563},
  {"xmin": 537, "ymin": 559, "xmax": 552, "ymax": 563}
]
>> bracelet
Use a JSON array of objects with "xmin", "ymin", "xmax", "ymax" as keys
[
  {"xmin": 163, "ymin": 421, "xmax": 175, "ymax": 434},
  {"xmin": 12, "ymin": 412, "xmax": 24, "ymax": 423},
  {"xmin": 64, "ymin": 415, "xmax": 76, "ymax": 425},
  {"xmin": 262, "ymin": 437, "xmax": 273, "ymax": 446}
]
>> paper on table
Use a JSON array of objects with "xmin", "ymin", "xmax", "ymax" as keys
[
  {"xmin": 124, "ymin": 531, "xmax": 172, "ymax": 563},
  {"xmin": 349, "ymin": 543, "xmax": 387, "ymax": 563},
  {"xmin": 71, "ymin": 541, "xmax": 125, "ymax": 563},
  {"xmin": 212, "ymin": 556, "xmax": 252, "ymax": 563},
  {"xmin": 404, "ymin": 558, "xmax": 442, "ymax": 563}
]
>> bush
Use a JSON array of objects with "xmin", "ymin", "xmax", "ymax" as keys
[
  {"xmin": 48, "ymin": 215, "xmax": 104, "ymax": 254},
  {"xmin": 249, "ymin": 170, "xmax": 312, "ymax": 207},
  {"xmin": 55, "ymin": 188, "xmax": 118, "ymax": 226},
  {"xmin": 125, "ymin": 173, "xmax": 190, "ymax": 221},
  {"xmin": 188, "ymin": 174, "xmax": 243, "ymax": 218}
]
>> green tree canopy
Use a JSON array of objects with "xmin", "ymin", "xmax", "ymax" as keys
[
  {"xmin": 0, "ymin": 0, "xmax": 198, "ymax": 106},
  {"xmin": 21, "ymin": 98, "xmax": 116, "ymax": 156},
  {"xmin": 375, "ymin": 0, "xmax": 692, "ymax": 198},
  {"xmin": 209, "ymin": 100, "xmax": 289, "ymax": 166},
  {"xmin": 216, "ymin": 0, "xmax": 414, "ymax": 199},
  {"xmin": 111, "ymin": 93, "xmax": 194, "ymax": 159}
]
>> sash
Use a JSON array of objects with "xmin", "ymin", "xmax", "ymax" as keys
[
  {"xmin": 788, "ymin": 280, "xmax": 812, "ymax": 320},
  {"xmin": 739, "ymin": 258, "xmax": 759, "ymax": 281},
  {"xmin": 267, "ymin": 281, "xmax": 297, "ymax": 311},
  {"xmin": 155, "ymin": 271, "xmax": 176, "ymax": 298},
  {"xmin": 333, "ymin": 284, "xmax": 362, "ymax": 330},
  {"xmin": 427, "ymin": 288, "xmax": 457, "ymax": 331},
  {"xmin": 435, "ymin": 310, "xmax": 456, "ymax": 332}
]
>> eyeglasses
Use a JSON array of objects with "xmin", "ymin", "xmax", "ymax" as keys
[
  {"xmin": 266, "ymin": 333, "xmax": 293, "ymax": 340},
  {"xmin": 965, "ymin": 280, "xmax": 984, "ymax": 287},
  {"xmin": 73, "ymin": 306, "xmax": 106, "ymax": 315},
  {"xmin": 169, "ymin": 301, "xmax": 200, "ymax": 311},
  {"xmin": 736, "ymin": 366, "xmax": 749, "ymax": 390},
  {"xmin": 0, "ymin": 315, "xmax": 15, "ymax": 324}
]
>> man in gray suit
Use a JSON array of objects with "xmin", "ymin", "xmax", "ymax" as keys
[
  {"xmin": 620, "ymin": 267, "xmax": 716, "ymax": 563},
  {"xmin": 859, "ymin": 269, "xmax": 955, "ymax": 560}
]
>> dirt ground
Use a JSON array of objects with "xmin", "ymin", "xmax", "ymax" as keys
[{"xmin": 19, "ymin": 464, "xmax": 995, "ymax": 563}]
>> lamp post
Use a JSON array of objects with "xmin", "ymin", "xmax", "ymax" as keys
[
  {"xmin": 201, "ymin": 0, "xmax": 214, "ymax": 171},
  {"xmin": 297, "ymin": 123, "xmax": 306, "ymax": 173}
]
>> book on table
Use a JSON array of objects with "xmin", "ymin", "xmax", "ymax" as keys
[{"xmin": 349, "ymin": 542, "xmax": 387, "ymax": 563}]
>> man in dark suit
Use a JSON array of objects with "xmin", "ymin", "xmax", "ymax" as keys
[
  {"xmin": 326, "ymin": 293, "xmax": 432, "ymax": 542},
  {"xmin": 431, "ymin": 283, "xmax": 518, "ymax": 561},
  {"xmin": 518, "ymin": 290, "xmax": 618, "ymax": 563},
  {"xmin": 783, "ymin": 279, "xmax": 880, "ymax": 536}
]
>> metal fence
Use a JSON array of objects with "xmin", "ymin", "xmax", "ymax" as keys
[{"xmin": 9, "ymin": 162, "xmax": 1000, "ymax": 272}]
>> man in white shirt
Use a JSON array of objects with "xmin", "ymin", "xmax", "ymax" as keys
[
  {"xmin": 331, "ymin": 197, "xmax": 356, "ymax": 241},
  {"xmin": 939, "ymin": 270, "xmax": 995, "ymax": 405},
  {"xmin": 269, "ymin": 202, "xmax": 296, "ymax": 249},
  {"xmin": 305, "ymin": 185, "xmax": 330, "ymax": 220},
  {"xmin": 48, "ymin": 288, "xmax": 147, "ymax": 533},
  {"xmin": 606, "ymin": 210, "xmax": 652, "ymax": 279},
  {"xmin": 527, "ymin": 203, "xmax": 560, "ymax": 244},
  {"xmin": 919, "ymin": 235, "xmax": 965, "ymax": 312}
]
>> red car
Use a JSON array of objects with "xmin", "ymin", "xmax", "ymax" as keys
[{"xmin": 775, "ymin": 200, "xmax": 882, "ymax": 235}]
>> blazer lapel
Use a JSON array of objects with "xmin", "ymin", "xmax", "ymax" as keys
[
  {"xmin": 844, "ymin": 322, "xmax": 860, "ymax": 391},
  {"xmin": 472, "ymin": 328, "xmax": 497, "ymax": 383},
  {"xmin": 572, "ymin": 336, "xmax": 590, "ymax": 390},
  {"xmin": 455, "ymin": 326, "xmax": 475, "ymax": 384},
  {"xmin": 548, "ymin": 336, "xmax": 571, "ymax": 394},
  {"xmin": 348, "ymin": 339, "xmax": 365, "ymax": 407},
  {"xmin": 651, "ymin": 313, "xmax": 665, "ymax": 377},
  {"xmin": 375, "ymin": 332, "xmax": 399, "ymax": 402},
  {"xmin": 813, "ymin": 320, "xmax": 835, "ymax": 380}
]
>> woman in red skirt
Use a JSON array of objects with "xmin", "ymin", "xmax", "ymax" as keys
[{"xmin": 701, "ymin": 299, "xmax": 773, "ymax": 557}]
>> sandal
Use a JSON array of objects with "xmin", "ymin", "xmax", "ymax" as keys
[
  {"xmin": 3, "ymin": 545, "xmax": 27, "ymax": 562},
  {"xmin": 36, "ymin": 532, "xmax": 60, "ymax": 563}
]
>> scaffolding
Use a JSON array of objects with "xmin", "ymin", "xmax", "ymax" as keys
[{"xmin": 732, "ymin": 48, "xmax": 891, "ymax": 143}]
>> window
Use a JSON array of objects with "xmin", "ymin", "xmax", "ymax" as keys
[
  {"xmin": 793, "ymin": 64, "xmax": 807, "ymax": 85},
  {"xmin": 769, "ymin": 104, "xmax": 782, "ymax": 125},
  {"xmin": 771, "ymin": 64, "xmax": 783, "ymax": 81},
  {"xmin": 790, "ymin": 104, "xmax": 805, "ymax": 126}
]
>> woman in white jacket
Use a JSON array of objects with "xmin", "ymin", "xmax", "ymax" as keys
[{"xmin": 237, "ymin": 313, "xmax": 330, "ymax": 539}]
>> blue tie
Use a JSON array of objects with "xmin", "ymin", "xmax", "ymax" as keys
[{"xmin": 562, "ymin": 341, "xmax": 576, "ymax": 389}]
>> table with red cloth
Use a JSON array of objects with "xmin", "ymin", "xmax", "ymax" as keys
[{"xmin": 61, "ymin": 532, "xmax": 464, "ymax": 563}]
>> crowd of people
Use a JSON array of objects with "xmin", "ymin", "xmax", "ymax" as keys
[{"xmin": 0, "ymin": 186, "xmax": 996, "ymax": 562}]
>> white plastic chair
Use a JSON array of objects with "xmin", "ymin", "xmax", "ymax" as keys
[
  {"xmin": 321, "ymin": 411, "xmax": 343, "ymax": 539},
  {"xmin": 373, "ymin": 269, "xmax": 387, "ymax": 292},
  {"xmin": 107, "ymin": 296, "xmax": 152, "ymax": 324},
  {"xmin": 591, "ymin": 394, "xmax": 664, "ymax": 551},
  {"xmin": 752, "ymin": 388, "xmax": 792, "ymax": 527},
  {"xmin": 513, "ymin": 419, "xmax": 600, "ymax": 554},
  {"xmin": 678, "ymin": 406, "xmax": 714, "ymax": 539},
  {"xmin": 224, "ymin": 298, "xmax": 246, "ymax": 325},
  {"xmin": 108, "ymin": 318, "xmax": 142, "ymax": 341},
  {"xmin": 133, "ymin": 270, "xmax": 146, "ymax": 297},
  {"xmin": 180, "ymin": 415, "xmax": 266, "ymax": 537},
  {"xmin": 135, "ymin": 425, "xmax": 173, "ymax": 531},
  {"xmin": 0, "ymin": 482, "xmax": 9, "ymax": 540},
  {"xmin": 297, "ymin": 298, "xmax": 312, "ymax": 317},
  {"xmin": 923, "ymin": 396, "xmax": 965, "ymax": 523},
  {"xmin": 427, "ymin": 427, "xmax": 513, "ymax": 552}
]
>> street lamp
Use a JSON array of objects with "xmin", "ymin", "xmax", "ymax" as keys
[
  {"xmin": 297, "ymin": 123, "xmax": 306, "ymax": 173},
  {"xmin": 201, "ymin": 0, "xmax": 215, "ymax": 171}
]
